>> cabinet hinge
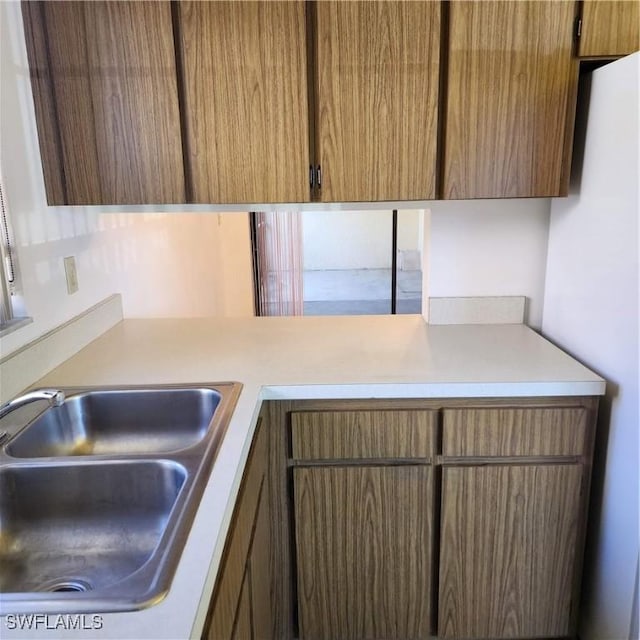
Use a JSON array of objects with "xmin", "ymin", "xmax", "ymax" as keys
[{"xmin": 574, "ymin": 17, "xmax": 582, "ymax": 41}]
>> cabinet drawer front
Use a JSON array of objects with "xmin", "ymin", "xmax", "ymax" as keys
[
  {"xmin": 443, "ymin": 407, "xmax": 588, "ymax": 457},
  {"xmin": 291, "ymin": 410, "xmax": 435, "ymax": 460}
]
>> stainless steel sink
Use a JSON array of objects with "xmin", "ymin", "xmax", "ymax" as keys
[
  {"xmin": 0, "ymin": 461, "xmax": 185, "ymax": 594},
  {"xmin": 0, "ymin": 383, "xmax": 241, "ymax": 614},
  {"xmin": 6, "ymin": 388, "xmax": 222, "ymax": 457}
]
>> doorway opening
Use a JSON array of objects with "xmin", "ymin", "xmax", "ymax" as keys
[{"xmin": 251, "ymin": 210, "xmax": 424, "ymax": 317}]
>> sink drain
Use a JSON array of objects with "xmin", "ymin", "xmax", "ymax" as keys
[{"xmin": 43, "ymin": 579, "xmax": 91, "ymax": 593}]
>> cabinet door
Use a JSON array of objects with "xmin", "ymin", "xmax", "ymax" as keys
[
  {"xmin": 315, "ymin": 1, "xmax": 440, "ymax": 202},
  {"xmin": 249, "ymin": 480, "xmax": 272, "ymax": 640},
  {"xmin": 205, "ymin": 419, "xmax": 267, "ymax": 640},
  {"xmin": 22, "ymin": 1, "xmax": 185, "ymax": 205},
  {"xmin": 438, "ymin": 464, "xmax": 583, "ymax": 638},
  {"xmin": 443, "ymin": 1, "xmax": 578, "ymax": 198},
  {"xmin": 579, "ymin": 0, "xmax": 640, "ymax": 57},
  {"xmin": 178, "ymin": 1, "xmax": 310, "ymax": 204},
  {"xmin": 294, "ymin": 465, "xmax": 432, "ymax": 640},
  {"xmin": 231, "ymin": 571, "xmax": 253, "ymax": 640}
]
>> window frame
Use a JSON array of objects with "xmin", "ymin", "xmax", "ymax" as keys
[{"xmin": 0, "ymin": 178, "xmax": 19, "ymax": 329}]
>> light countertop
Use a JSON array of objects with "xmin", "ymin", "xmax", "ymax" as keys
[{"xmin": 1, "ymin": 316, "xmax": 604, "ymax": 639}]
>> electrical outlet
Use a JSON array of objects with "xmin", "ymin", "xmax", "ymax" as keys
[{"xmin": 64, "ymin": 256, "xmax": 78, "ymax": 294}]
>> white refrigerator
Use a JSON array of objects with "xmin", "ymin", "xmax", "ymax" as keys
[{"xmin": 542, "ymin": 53, "xmax": 639, "ymax": 639}]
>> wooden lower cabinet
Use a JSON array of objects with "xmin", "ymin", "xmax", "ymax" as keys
[
  {"xmin": 231, "ymin": 572, "xmax": 253, "ymax": 640},
  {"xmin": 203, "ymin": 416, "xmax": 271, "ymax": 640},
  {"xmin": 293, "ymin": 465, "xmax": 433, "ymax": 640},
  {"xmin": 243, "ymin": 398, "xmax": 596, "ymax": 640},
  {"xmin": 438, "ymin": 464, "xmax": 584, "ymax": 638},
  {"xmin": 249, "ymin": 482, "xmax": 273, "ymax": 640}
]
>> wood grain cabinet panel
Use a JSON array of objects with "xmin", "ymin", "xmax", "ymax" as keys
[
  {"xmin": 294, "ymin": 465, "xmax": 432, "ymax": 640},
  {"xmin": 249, "ymin": 476, "xmax": 273, "ymax": 640},
  {"xmin": 438, "ymin": 464, "xmax": 583, "ymax": 638},
  {"xmin": 315, "ymin": 1, "xmax": 440, "ymax": 202},
  {"xmin": 291, "ymin": 410, "xmax": 435, "ymax": 460},
  {"xmin": 21, "ymin": 1, "xmax": 67, "ymax": 205},
  {"xmin": 442, "ymin": 407, "xmax": 588, "ymax": 458},
  {"xmin": 443, "ymin": 1, "xmax": 578, "ymax": 198},
  {"xmin": 579, "ymin": 0, "xmax": 640, "ymax": 57},
  {"xmin": 177, "ymin": 1, "xmax": 309, "ymax": 204},
  {"xmin": 231, "ymin": 572, "xmax": 253, "ymax": 640},
  {"xmin": 22, "ymin": 1, "xmax": 185, "ymax": 205},
  {"xmin": 205, "ymin": 420, "xmax": 268, "ymax": 640}
]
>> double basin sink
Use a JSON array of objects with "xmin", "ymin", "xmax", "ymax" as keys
[{"xmin": 0, "ymin": 383, "xmax": 241, "ymax": 614}]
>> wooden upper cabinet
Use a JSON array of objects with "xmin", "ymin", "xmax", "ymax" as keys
[
  {"xmin": 22, "ymin": 1, "xmax": 185, "ymax": 205},
  {"xmin": 314, "ymin": 1, "xmax": 440, "ymax": 202},
  {"xmin": 579, "ymin": 0, "xmax": 640, "ymax": 57},
  {"xmin": 22, "ymin": 1, "xmax": 594, "ymax": 206},
  {"xmin": 177, "ymin": 1, "xmax": 310, "ymax": 204},
  {"xmin": 443, "ymin": 1, "xmax": 578, "ymax": 199}
]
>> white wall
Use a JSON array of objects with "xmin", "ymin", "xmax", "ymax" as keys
[
  {"xmin": 425, "ymin": 199, "xmax": 551, "ymax": 328},
  {"xmin": 218, "ymin": 214, "xmax": 255, "ymax": 317},
  {"xmin": 302, "ymin": 209, "xmax": 423, "ymax": 270},
  {"xmin": 542, "ymin": 53, "xmax": 639, "ymax": 640},
  {"xmin": 301, "ymin": 200, "xmax": 550, "ymax": 326},
  {"xmin": 0, "ymin": 2, "xmax": 253, "ymax": 358},
  {"xmin": 302, "ymin": 210, "xmax": 393, "ymax": 270},
  {"xmin": 301, "ymin": 199, "xmax": 551, "ymax": 326}
]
